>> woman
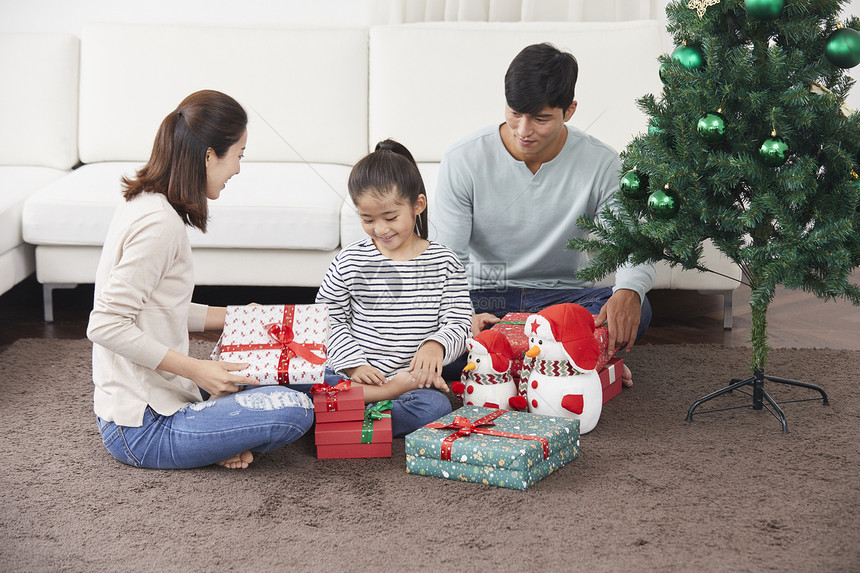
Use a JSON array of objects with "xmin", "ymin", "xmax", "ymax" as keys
[{"xmin": 87, "ymin": 90, "xmax": 313, "ymax": 470}]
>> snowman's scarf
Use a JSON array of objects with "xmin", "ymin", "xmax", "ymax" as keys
[
  {"xmin": 460, "ymin": 370, "xmax": 514, "ymax": 386},
  {"xmin": 526, "ymin": 357, "xmax": 583, "ymax": 377}
]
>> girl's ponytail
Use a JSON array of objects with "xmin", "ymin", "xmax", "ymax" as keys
[{"xmin": 350, "ymin": 138, "xmax": 429, "ymax": 240}]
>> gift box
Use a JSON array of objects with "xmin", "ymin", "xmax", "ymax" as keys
[
  {"xmin": 600, "ymin": 357, "xmax": 624, "ymax": 404},
  {"xmin": 211, "ymin": 304, "xmax": 329, "ymax": 389},
  {"xmin": 315, "ymin": 400, "xmax": 393, "ymax": 459},
  {"xmin": 405, "ymin": 406, "xmax": 580, "ymax": 490},
  {"xmin": 311, "ymin": 380, "xmax": 365, "ymax": 423}
]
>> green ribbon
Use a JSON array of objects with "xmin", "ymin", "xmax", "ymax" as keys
[
  {"xmin": 361, "ymin": 400, "xmax": 393, "ymax": 444},
  {"xmin": 497, "ymin": 320, "xmax": 526, "ymax": 325}
]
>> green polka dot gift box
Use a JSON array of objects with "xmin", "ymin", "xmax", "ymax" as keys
[{"xmin": 405, "ymin": 406, "xmax": 580, "ymax": 490}]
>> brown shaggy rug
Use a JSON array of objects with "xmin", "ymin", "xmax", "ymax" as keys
[{"xmin": 0, "ymin": 338, "xmax": 857, "ymax": 572}]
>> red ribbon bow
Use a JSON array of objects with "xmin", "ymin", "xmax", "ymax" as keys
[
  {"xmin": 309, "ymin": 379, "xmax": 352, "ymax": 411},
  {"xmin": 424, "ymin": 409, "xmax": 550, "ymax": 461},
  {"xmin": 221, "ymin": 306, "xmax": 326, "ymax": 384}
]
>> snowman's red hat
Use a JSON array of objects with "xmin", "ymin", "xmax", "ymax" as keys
[
  {"xmin": 471, "ymin": 329, "xmax": 514, "ymax": 373},
  {"xmin": 535, "ymin": 303, "xmax": 599, "ymax": 370}
]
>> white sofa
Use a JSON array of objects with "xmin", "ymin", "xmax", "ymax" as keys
[
  {"xmin": 15, "ymin": 21, "xmax": 742, "ymax": 325},
  {"xmin": 0, "ymin": 34, "xmax": 78, "ymax": 299}
]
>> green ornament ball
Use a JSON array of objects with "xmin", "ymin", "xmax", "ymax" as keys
[
  {"xmin": 825, "ymin": 28, "xmax": 860, "ymax": 69},
  {"xmin": 758, "ymin": 137, "xmax": 790, "ymax": 167},
  {"xmin": 648, "ymin": 118, "xmax": 664, "ymax": 136},
  {"xmin": 697, "ymin": 112, "xmax": 727, "ymax": 144},
  {"xmin": 659, "ymin": 62, "xmax": 669, "ymax": 83},
  {"xmin": 744, "ymin": 0, "xmax": 784, "ymax": 20},
  {"xmin": 620, "ymin": 170, "xmax": 649, "ymax": 199},
  {"xmin": 648, "ymin": 188, "xmax": 679, "ymax": 219},
  {"xmin": 671, "ymin": 44, "xmax": 705, "ymax": 70}
]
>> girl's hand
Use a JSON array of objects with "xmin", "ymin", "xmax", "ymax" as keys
[
  {"xmin": 345, "ymin": 365, "xmax": 387, "ymax": 386},
  {"xmin": 388, "ymin": 371, "xmax": 450, "ymax": 395},
  {"xmin": 408, "ymin": 341, "xmax": 445, "ymax": 389},
  {"xmin": 190, "ymin": 359, "xmax": 260, "ymax": 399}
]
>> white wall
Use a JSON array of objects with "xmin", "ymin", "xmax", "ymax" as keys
[{"xmin": 1, "ymin": 0, "xmax": 859, "ymax": 107}]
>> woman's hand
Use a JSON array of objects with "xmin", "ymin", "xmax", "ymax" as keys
[
  {"xmin": 157, "ymin": 349, "xmax": 258, "ymax": 399},
  {"xmin": 190, "ymin": 359, "xmax": 259, "ymax": 399}
]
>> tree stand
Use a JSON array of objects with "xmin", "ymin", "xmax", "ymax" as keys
[{"xmin": 686, "ymin": 371, "xmax": 829, "ymax": 434}]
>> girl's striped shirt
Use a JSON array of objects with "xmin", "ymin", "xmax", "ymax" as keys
[{"xmin": 316, "ymin": 237, "xmax": 472, "ymax": 377}]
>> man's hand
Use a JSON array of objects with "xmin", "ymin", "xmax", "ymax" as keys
[
  {"xmin": 594, "ymin": 289, "xmax": 641, "ymax": 352},
  {"xmin": 471, "ymin": 312, "xmax": 500, "ymax": 336}
]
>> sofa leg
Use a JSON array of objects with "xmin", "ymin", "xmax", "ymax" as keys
[
  {"xmin": 721, "ymin": 291, "xmax": 733, "ymax": 330},
  {"xmin": 698, "ymin": 289, "xmax": 734, "ymax": 330},
  {"xmin": 43, "ymin": 283, "xmax": 78, "ymax": 323}
]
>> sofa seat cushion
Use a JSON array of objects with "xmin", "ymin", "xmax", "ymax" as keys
[
  {"xmin": 0, "ymin": 166, "xmax": 68, "ymax": 254},
  {"xmin": 23, "ymin": 162, "xmax": 349, "ymax": 251}
]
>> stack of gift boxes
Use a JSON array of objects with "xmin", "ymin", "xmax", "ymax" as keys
[{"xmin": 311, "ymin": 381, "xmax": 393, "ymax": 459}]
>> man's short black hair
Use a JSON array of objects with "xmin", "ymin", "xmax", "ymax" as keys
[{"xmin": 504, "ymin": 43, "xmax": 578, "ymax": 116}]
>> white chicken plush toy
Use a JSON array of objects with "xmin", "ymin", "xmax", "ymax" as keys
[
  {"xmin": 451, "ymin": 329, "xmax": 522, "ymax": 411},
  {"xmin": 523, "ymin": 303, "xmax": 603, "ymax": 434}
]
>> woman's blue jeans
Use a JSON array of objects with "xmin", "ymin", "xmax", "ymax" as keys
[
  {"xmin": 319, "ymin": 368, "xmax": 451, "ymax": 437},
  {"xmin": 96, "ymin": 386, "xmax": 314, "ymax": 469}
]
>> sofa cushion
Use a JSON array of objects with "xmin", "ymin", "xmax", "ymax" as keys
[
  {"xmin": 0, "ymin": 167, "xmax": 68, "ymax": 254},
  {"xmin": 368, "ymin": 21, "xmax": 665, "ymax": 162},
  {"xmin": 0, "ymin": 33, "xmax": 79, "ymax": 170},
  {"xmin": 78, "ymin": 23, "xmax": 368, "ymax": 166},
  {"xmin": 23, "ymin": 162, "xmax": 348, "ymax": 251}
]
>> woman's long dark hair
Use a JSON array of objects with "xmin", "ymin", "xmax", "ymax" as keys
[
  {"xmin": 348, "ymin": 139, "xmax": 429, "ymax": 239},
  {"xmin": 122, "ymin": 89, "xmax": 247, "ymax": 232}
]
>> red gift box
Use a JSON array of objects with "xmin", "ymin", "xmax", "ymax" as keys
[
  {"xmin": 315, "ymin": 401, "xmax": 393, "ymax": 459},
  {"xmin": 311, "ymin": 381, "xmax": 365, "ymax": 423},
  {"xmin": 600, "ymin": 357, "xmax": 624, "ymax": 404},
  {"xmin": 491, "ymin": 311, "xmax": 616, "ymax": 396}
]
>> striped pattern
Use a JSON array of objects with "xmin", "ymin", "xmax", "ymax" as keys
[
  {"xmin": 316, "ymin": 238, "xmax": 472, "ymax": 377},
  {"xmin": 460, "ymin": 371, "xmax": 514, "ymax": 386},
  {"xmin": 531, "ymin": 359, "xmax": 583, "ymax": 377}
]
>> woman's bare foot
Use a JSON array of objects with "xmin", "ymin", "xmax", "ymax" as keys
[
  {"xmin": 622, "ymin": 364, "xmax": 633, "ymax": 388},
  {"xmin": 217, "ymin": 450, "xmax": 254, "ymax": 469}
]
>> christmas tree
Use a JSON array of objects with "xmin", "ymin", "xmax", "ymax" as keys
[{"xmin": 571, "ymin": 0, "xmax": 860, "ymax": 428}]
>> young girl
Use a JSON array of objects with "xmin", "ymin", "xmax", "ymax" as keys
[
  {"xmin": 87, "ymin": 90, "xmax": 313, "ymax": 470},
  {"xmin": 315, "ymin": 139, "xmax": 472, "ymax": 436}
]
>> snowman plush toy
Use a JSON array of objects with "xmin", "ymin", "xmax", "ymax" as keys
[
  {"xmin": 451, "ymin": 329, "xmax": 522, "ymax": 410},
  {"xmin": 523, "ymin": 303, "xmax": 603, "ymax": 433}
]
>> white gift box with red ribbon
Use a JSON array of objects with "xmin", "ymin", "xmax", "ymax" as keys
[{"xmin": 211, "ymin": 304, "xmax": 329, "ymax": 388}]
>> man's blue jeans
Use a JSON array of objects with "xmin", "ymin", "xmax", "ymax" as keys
[
  {"xmin": 470, "ymin": 286, "xmax": 652, "ymax": 340},
  {"xmin": 96, "ymin": 386, "xmax": 314, "ymax": 469},
  {"xmin": 320, "ymin": 368, "xmax": 452, "ymax": 437}
]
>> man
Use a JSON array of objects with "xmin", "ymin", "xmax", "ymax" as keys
[{"xmin": 434, "ymin": 43, "xmax": 655, "ymax": 386}]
